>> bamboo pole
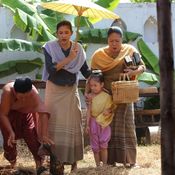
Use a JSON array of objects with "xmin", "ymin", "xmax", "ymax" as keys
[{"xmin": 157, "ymin": 1, "xmax": 175, "ymax": 174}]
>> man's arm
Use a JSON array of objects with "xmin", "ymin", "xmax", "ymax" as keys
[
  {"xmin": 0, "ymin": 88, "xmax": 16, "ymax": 147},
  {"xmin": 38, "ymin": 113, "xmax": 54, "ymax": 145}
]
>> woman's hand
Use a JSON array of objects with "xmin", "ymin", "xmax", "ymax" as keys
[
  {"xmin": 68, "ymin": 43, "xmax": 78, "ymax": 60},
  {"xmin": 55, "ymin": 43, "xmax": 79, "ymax": 71},
  {"xmin": 124, "ymin": 65, "xmax": 145, "ymax": 76},
  {"xmin": 124, "ymin": 67, "xmax": 135, "ymax": 76}
]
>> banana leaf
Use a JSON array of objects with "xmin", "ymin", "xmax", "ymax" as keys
[
  {"xmin": 2, "ymin": 0, "xmax": 55, "ymax": 41},
  {"xmin": 0, "ymin": 39, "xmax": 42, "ymax": 52},
  {"xmin": 40, "ymin": 14, "xmax": 58, "ymax": 35},
  {"xmin": 79, "ymin": 29, "xmax": 141, "ymax": 44},
  {"xmin": 1, "ymin": 0, "xmax": 36, "ymax": 15},
  {"xmin": 137, "ymin": 72, "xmax": 159, "ymax": 85},
  {"xmin": 137, "ymin": 38, "xmax": 160, "ymax": 75},
  {"xmin": 75, "ymin": 16, "xmax": 94, "ymax": 28},
  {"xmin": 123, "ymin": 32, "xmax": 142, "ymax": 43},
  {"xmin": 14, "ymin": 9, "xmax": 55, "ymax": 41},
  {"xmin": 0, "ymin": 58, "xmax": 43, "ymax": 78}
]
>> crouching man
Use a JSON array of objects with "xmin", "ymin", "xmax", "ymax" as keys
[{"xmin": 0, "ymin": 77, "xmax": 54, "ymax": 170}]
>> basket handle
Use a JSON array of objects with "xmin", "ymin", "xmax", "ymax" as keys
[{"xmin": 119, "ymin": 73, "xmax": 130, "ymax": 81}]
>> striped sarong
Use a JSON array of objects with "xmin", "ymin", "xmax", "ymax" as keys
[
  {"xmin": 107, "ymin": 103, "xmax": 137, "ymax": 165},
  {"xmin": 45, "ymin": 80, "xmax": 83, "ymax": 164}
]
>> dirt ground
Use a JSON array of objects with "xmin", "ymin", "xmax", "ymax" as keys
[{"xmin": 0, "ymin": 140, "xmax": 160, "ymax": 175}]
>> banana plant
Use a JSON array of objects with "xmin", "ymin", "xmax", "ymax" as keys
[
  {"xmin": 1, "ymin": 0, "xmax": 56, "ymax": 41},
  {"xmin": 0, "ymin": 39, "xmax": 42, "ymax": 52},
  {"xmin": 0, "ymin": 58, "xmax": 43, "ymax": 78},
  {"xmin": 0, "ymin": 0, "xmax": 159, "ymax": 86},
  {"xmin": 0, "ymin": 0, "xmax": 58, "ymax": 77}
]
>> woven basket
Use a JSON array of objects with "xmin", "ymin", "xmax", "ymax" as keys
[{"xmin": 111, "ymin": 74, "xmax": 139, "ymax": 104}]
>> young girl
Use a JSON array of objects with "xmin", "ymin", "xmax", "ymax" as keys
[{"xmin": 86, "ymin": 70, "xmax": 115, "ymax": 167}]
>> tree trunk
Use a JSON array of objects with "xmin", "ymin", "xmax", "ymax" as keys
[{"xmin": 157, "ymin": 1, "xmax": 175, "ymax": 175}]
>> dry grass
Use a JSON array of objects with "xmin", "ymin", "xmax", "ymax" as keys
[{"xmin": 0, "ymin": 140, "xmax": 161, "ymax": 175}]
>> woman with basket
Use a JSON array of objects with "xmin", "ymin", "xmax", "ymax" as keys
[{"xmin": 90, "ymin": 26, "xmax": 146, "ymax": 168}]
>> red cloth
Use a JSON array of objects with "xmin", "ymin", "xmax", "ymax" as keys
[{"xmin": 0, "ymin": 110, "xmax": 41, "ymax": 163}]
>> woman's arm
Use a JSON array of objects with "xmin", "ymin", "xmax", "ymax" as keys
[
  {"xmin": 124, "ymin": 53, "xmax": 146, "ymax": 77},
  {"xmin": 80, "ymin": 61, "xmax": 91, "ymax": 79},
  {"xmin": 55, "ymin": 43, "xmax": 79, "ymax": 71},
  {"xmin": 43, "ymin": 48, "xmax": 57, "ymax": 75},
  {"xmin": 43, "ymin": 46, "xmax": 77, "ymax": 73},
  {"xmin": 124, "ymin": 64, "xmax": 145, "ymax": 76}
]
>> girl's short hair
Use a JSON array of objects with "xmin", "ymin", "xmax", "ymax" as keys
[
  {"xmin": 89, "ymin": 70, "xmax": 104, "ymax": 83},
  {"xmin": 107, "ymin": 26, "xmax": 123, "ymax": 38},
  {"xmin": 14, "ymin": 77, "xmax": 32, "ymax": 93},
  {"xmin": 56, "ymin": 20, "xmax": 73, "ymax": 33}
]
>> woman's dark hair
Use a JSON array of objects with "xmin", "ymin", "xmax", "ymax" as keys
[
  {"xmin": 14, "ymin": 77, "xmax": 32, "ymax": 93},
  {"xmin": 56, "ymin": 20, "xmax": 73, "ymax": 33},
  {"xmin": 89, "ymin": 70, "xmax": 104, "ymax": 83},
  {"xmin": 107, "ymin": 26, "xmax": 123, "ymax": 38}
]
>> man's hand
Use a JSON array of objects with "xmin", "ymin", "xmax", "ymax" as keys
[{"xmin": 8, "ymin": 131, "xmax": 16, "ymax": 147}]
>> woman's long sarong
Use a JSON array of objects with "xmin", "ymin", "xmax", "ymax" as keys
[
  {"xmin": 107, "ymin": 103, "xmax": 137, "ymax": 165},
  {"xmin": 45, "ymin": 80, "xmax": 83, "ymax": 164}
]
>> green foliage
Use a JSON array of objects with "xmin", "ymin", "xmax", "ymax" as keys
[
  {"xmin": 79, "ymin": 29, "xmax": 141, "ymax": 44},
  {"xmin": 0, "ymin": 58, "xmax": 43, "ymax": 78},
  {"xmin": 144, "ymin": 96, "xmax": 160, "ymax": 109},
  {"xmin": 0, "ymin": 39, "xmax": 42, "ymax": 52},
  {"xmin": 123, "ymin": 32, "xmax": 142, "ymax": 43},
  {"xmin": 2, "ymin": 0, "xmax": 55, "ymax": 41},
  {"xmin": 95, "ymin": 0, "xmax": 120, "ymax": 11},
  {"xmin": 138, "ymin": 72, "xmax": 159, "ymax": 85},
  {"xmin": 2, "ymin": 0, "xmax": 36, "ymax": 15},
  {"xmin": 74, "ymin": 16, "xmax": 94, "ymax": 28},
  {"xmin": 130, "ymin": 0, "xmax": 175, "ymax": 2},
  {"xmin": 137, "ymin": 38, "xmax": 159, "ymax": 75},
  {"xmin": 89, "ymin": 0, "xmax": 120, "ymax": 23},
  {"xmin": 40, "ymin": 9, "xmax": 65, "ymax": 34},
  {"xmin": 130, "ymin": 0, "xmax": 156, "ymax": 2}
]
